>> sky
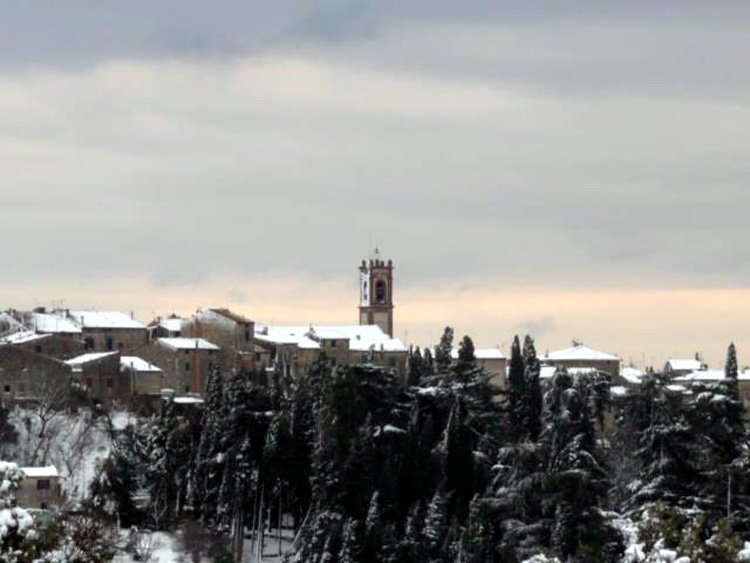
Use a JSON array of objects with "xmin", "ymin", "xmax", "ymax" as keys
[{"xmin": 1, "ymin": 1, "xmax": 749, "ymax": 368}]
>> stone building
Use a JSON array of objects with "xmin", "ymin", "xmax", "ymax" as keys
[
  {"xmin": 17, "ymin": 466, "xmax": 63, "ymax": 510},
  {"xmin": 63, "ymin": 310, "xmax": 148, "ymax": 354},
  {"xmin": 180, "ymin": 307, "xmax": 262, "ymax": 373},
  {"xmin": 147, "ymin": 315, "xmax": 184, "ymax": 340},
  {"xmin": 10, "ymin": 309, "xmax": 82, "ymax": 338},
  {"xmin": 0, "ymin": 330, "xmax": 85, "ymax": 361},
  {"xmin": 541, "ymin": 342, "xmax": 621, "ymax": 378},
  {"xmin": 140, "ymin": 338, "xmax": 221, "ymax": 395},
  {"xmin": 255, "ymin": 324, "xmax": 408, "ymax": 379},
  {"xmin": 66, "ymin": 351, "xmax": 129, "ymax": 401},
  {"xmin": 120, "ymin": 355, "xmax": 165, "ymax": 396},
  {"xmin": 0, "ymin": 346, "xmax": 72, "ymax": 406},
  {"xmin": 182, "ymin": 308, "xmax": 254, "ymax": 352}
]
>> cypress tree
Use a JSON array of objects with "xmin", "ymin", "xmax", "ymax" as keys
[
  {"xmin": 507, "ymin": 335, "xmax": 524, "ymax": 442},
  {"xmin": 521, "ymin": 335, "xmax": 543, "ymax": 442}
]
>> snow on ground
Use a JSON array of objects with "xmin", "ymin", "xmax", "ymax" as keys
[
  {"xmin": 111, "ymin": 528, "xmax": 294, "ymax": 563},
  {"xmin": 113, "ymin": 531, "xmax": 182, "ymax": 563},
  {"xmin": 243, "ymin": 527, "xmax": 295, "ymax": 563}
]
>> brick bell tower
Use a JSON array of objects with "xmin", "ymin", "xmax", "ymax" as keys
[{"xmin": 358, "ymin": 250, "xmax": 394, "ymax": 337}]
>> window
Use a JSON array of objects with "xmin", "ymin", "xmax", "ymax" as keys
[
  {"xmin": 3, "ymin": 385, "xmax": 9, "ymax": 393},
  {"xmin": 35, "ymin": 345, "xmax": 43, "ymax": 354},
  {"xmin": 85, "ymin": 379, "xmax": 93, "ymax": 388},
  {"xmin": 84, "ymin": 337, "xmax": 94, "ymax": 351},
  {"xmin": 330, "ymin": 340, "xmax": 337, "ymax": 348},
  {"xmin": 375, "ymin": 279, "xmax": 387, "ymax": 303},
  {"xmin": 106, "ymin": 336, "xmax": 113, "ymax": 351},
  {"xmin": 106, "ymin": 378, "xmax": 113, "ymax": 389},
  {"xmin": 255, "ymin": 352, "xmax": 261, "ymax": 362},
  {"xmin": 245, "ymin": 331, "xmax": 251, "ymax": 342},
  {"xmin": 37, "ymin": 479, "xmax": 50, "ymax": 491},
  {"xmin": 185, "ymin": 362, "xmax": 192, "ymax": 372}
]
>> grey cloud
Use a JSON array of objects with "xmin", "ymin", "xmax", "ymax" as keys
[{"xmin": 0, "ymin": 5, "xmax": 749, "ymax": 291}]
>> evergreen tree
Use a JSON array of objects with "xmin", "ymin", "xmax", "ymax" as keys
[
  {"xmin": 434, "ymin": 327, "xmax": 454, "ymax": 375},
  {"xmin": 407, "ymin": 347, "xmax": 426, "ymax": 387},
  {"xmin": 433, "ymin": 397, "xmax": 474, "ymax": 522},
  {"xmin": 423, "ymin": 348, "xmax": 435, "ymax": 377},
  {"xmin": 507, "ymin": 335, "xmax": 525, "ymax": 442},
  {"xmin": 192, "ymin": 365, "xmax": 227, "ymax": 527},
  {"xmin": 454, "ymin": 335, "xmax": 478, "ymax": 384},
  {"xmin": 521, "ymin": 335, "xmax": 543, "ymax": 442},
  {"xmin": 423, "ymin": 490, "xmax": 450, "ymax": 563},
  {"xmin": 543, "ymin": 368, "xmax": 622, "ymax": 561},
  {"xmin": 339, "ymin": 517, "xmax": 364, "ymax": 563},
  {"xmin": 625, "ymin": 373, "xmax": 703, "ymax": 511}
]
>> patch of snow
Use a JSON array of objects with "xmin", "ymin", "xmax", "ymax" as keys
[
  {"xmin": 120, "ymin": 356, "xmax": 162, "ymax": 372},
  {"xmin": 157, "ymin": 337, "xmax": 220, "ymax": 351},
  {"xmin": 21, "ymin": 466, "xmax": 58, "ymax": 478}
]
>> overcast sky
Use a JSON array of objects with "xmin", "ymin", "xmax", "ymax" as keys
[{"xmin": 1, "ymin": 1, "xmax": 748, "ymax": 366}]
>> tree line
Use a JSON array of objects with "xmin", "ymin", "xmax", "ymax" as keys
[{"xmin": 92, "ymin": 332, "xmax": 750, "ymax": 562}]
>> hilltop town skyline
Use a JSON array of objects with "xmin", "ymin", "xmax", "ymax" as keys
[{"xmin": 2, "ymin": 257, "xmax": 746, "ymax": 370}]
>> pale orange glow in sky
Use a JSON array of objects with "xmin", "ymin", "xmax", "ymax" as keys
[{"xmin": 3, "ymin": 275, "xmax": 747, "ymax": 370}]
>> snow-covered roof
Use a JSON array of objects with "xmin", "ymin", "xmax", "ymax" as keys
[
  {"xmin": 255, "ymin": 324, "xmax": 407, "ymax": 353},
  {"xmin": 620, "ymin": 366, "xmax": 646, "ymax": 385},
  {"xmin": 673, "ymin": 369, "xmax": 720, "ymax": 382},
  {"xmin": 65, "ymin": 352, "xmax": 118, "ymax": 366},
  {"xmin": 207, "ymin": 308, "xmax": 252, "ymax": 324},
  {"xmin": 120, "ymin": 356, "xmax": 162, "ymax": 373},
  {"xmin": 157, "ymin": 337, "xmax": 220, "ymax": 351},
  {"xmin": 159, "ymin": 318, "xmax": 183, "ymax": 333},
  {"xmin": 0, "ymin": 330, "xmax": 50, "ymax": 345},
  {"xmin": 67, "ymin": 310, "xmax": 145, "ymax": 330},
  {"xmin": 450, "ymin": 348, "xmax": 506, "ymax": 360},
  {"xmin": 28, "ymin": 312, "xmax": 81, "ymax": 334},
  {"xmin": 21, "ymin": 466, "xmax": 59, "ymax": 478},
  {"xmin": 665, "ymin": 358, "xmax": 703, "ymax": 372},
  {"xmin": 172, "ymin": 396, "xmax": 205, "ymax": 405},
  {"xmin": 545, "ymin": 344, "xmax": 619, "ymax": 362}
]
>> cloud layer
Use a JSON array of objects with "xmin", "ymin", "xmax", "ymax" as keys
[{"xmin": 1, "ymin": 2, "xmax": 748, "ymax": 364}]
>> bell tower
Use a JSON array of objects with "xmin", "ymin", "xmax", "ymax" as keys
[{"xmin": 358, "ymin": 251, "xmax": 394, "ymax": 337}]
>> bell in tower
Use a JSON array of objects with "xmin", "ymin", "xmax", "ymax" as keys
[{"xmin": 358, "ymin": 250, "xmax": 394, "ymax": 337}]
